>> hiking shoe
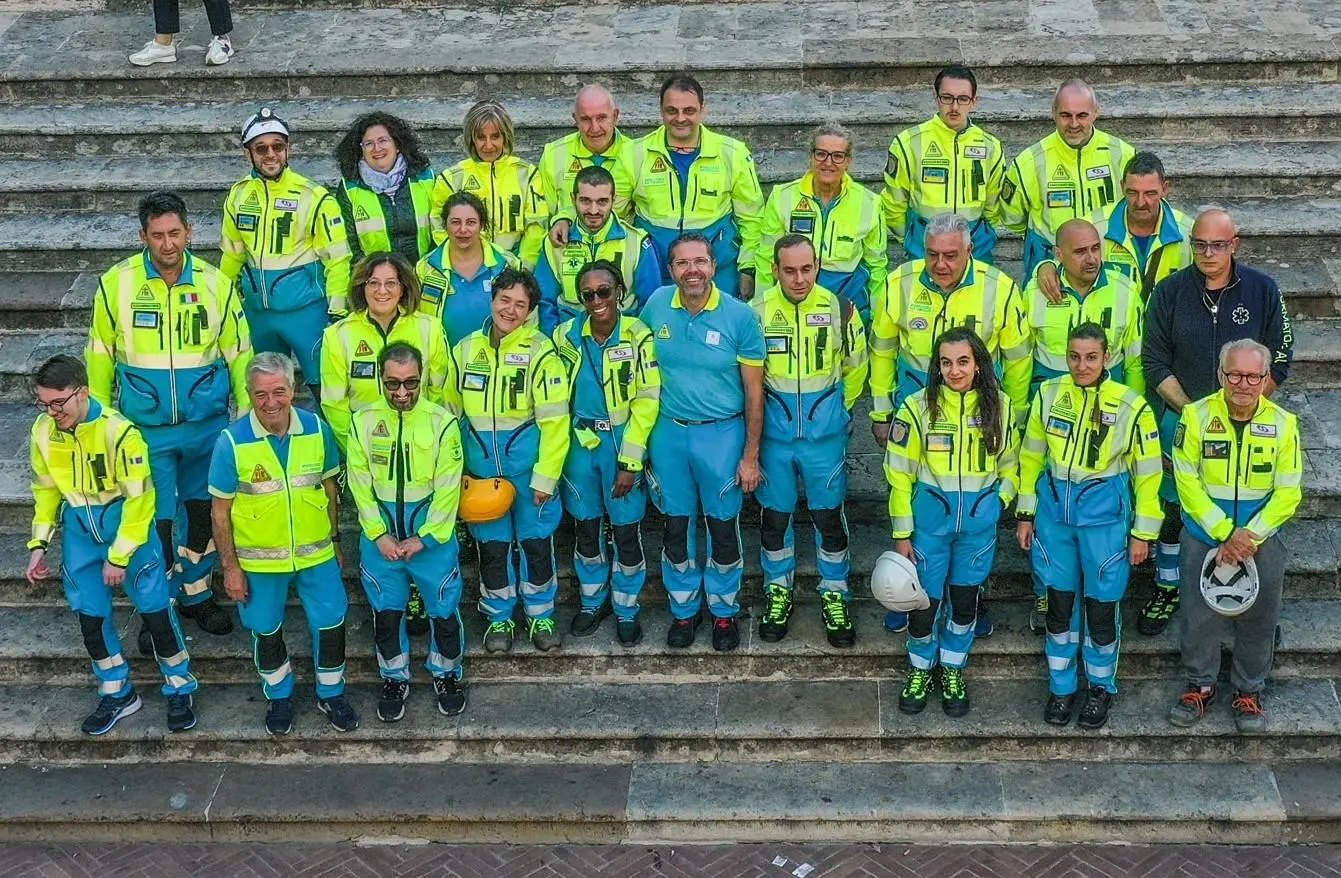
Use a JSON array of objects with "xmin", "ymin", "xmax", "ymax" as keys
[
  {"xmin": 1138, "ymin": 585, "xmax": 1179, "ymax": 636},
  {"xmin": 1044, "ymin": 692, "xmax": 1075, "ymax": 726},
  {"xmin": 434, "ymin": 675, "xmax": 467, "ymax": 716},
  {"xmin": 820, "ymin": 591, "xmax": 855, "ymax": 648},
  {"xmin": 166, "ymin": 693, "xmax": 197, "ymax": 733},
  {"xmin": 264, "ymin": 697, "xmax": 294, "ymax": 736},
  {"xmin": 569, "ymin": 604, "xmax": 611, "ymax": 638},
  {"xmin": 137, "ymin": 623, "xmax": 154, "ymax": 657},
  {"xmin": 1077, "ymin": 685, "xmax": 1113, "ymax": 730},
  {"xmin": 377, "ymin": 679, "xmax": 409, "ymax": 723},
  {"xmin": 899, "ymin": 668, "xmax": 934, "ymax": 715},
  {"xmin": 529, "ymin": 617, "xmax": 562, "ymax": 651},
  {"xmin": 616, "ymin": 616, "xmax": 643, "ymax": 647},
  {"xmin": 483, "ymin": 619, "xmax": 515, "ymax": 653},
  {"xmin": 758, "ymin": 584, "xmax": 793, "ymax": 643},
  {"xmin": 1231, "ymin": 690, "xmax": 1267, "ymax": 733},
  {"xmin": 81, "ymin": 690, "xmax": 142, "ymax": 735},
  {"xmin": 405, "ymin": 586, "xmax": 429, "ymax": 637},
  {"xmin": 204, "ymin": 35, "xmax": 234, "ymax": 67},
  {"xmin": 974, "ymin": 598, "xmax": 994, "ymax": 637},
  {"xmin": 179, "ymin": 596, "xmax": 234, "ymax": 635},
  {"xmin": 711, "ymin": 615, "xmax": 740, "ymax": 652},
  {"xmin": 129, "ymin": 39, "xmax": 176, "ymax": 66},
  {"xmin": 884, "ymin": 610, "xmax": 909, "ymax": 633},
  {"xmin": 1168, "ymin": 684, "xmax": 1217, "ymax": 727},
  {"xmin": 1030, "ymin": 594, "xmax": 1048, "ymax": 635},
  {"xmin": 667, "ymin": 611, "xmax": 702, "ymax": 649},
  {"xmin": 318, "ymin": 695, "xmax": 360, "ymax": 732},
  {"xmin": 940, "ymin": 667, "xmax": 970, "ymax": 717}
]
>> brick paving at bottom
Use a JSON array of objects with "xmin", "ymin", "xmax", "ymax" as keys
[{"xmin": 4, "ymin": 842, "xmax": 1341, "ymax": 878}]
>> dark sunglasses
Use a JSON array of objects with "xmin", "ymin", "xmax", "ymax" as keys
[
  {"xmin": 383, "ymin": 378, "xmax": 421, "ymax": 391},
  {"xmin": 581, "ymin": 285, "xmax": 616, "ymax": 303}
]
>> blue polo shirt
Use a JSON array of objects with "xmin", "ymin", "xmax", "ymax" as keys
[
  {"xmin": 640, "ymin": 284, "xmax": 765, "ymax": 422},
  {"xmin": 207, "ymin": 407, "xmax": 341, "ymax": 498}
]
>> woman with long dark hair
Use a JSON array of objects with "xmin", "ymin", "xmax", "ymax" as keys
[
  {"xmin": 334, "ymin": 113, "xmax": 437, "ymax": 264},
  {"xmin": 884, "ymin": 326, "xmax": 1018, "ymax": 718}
]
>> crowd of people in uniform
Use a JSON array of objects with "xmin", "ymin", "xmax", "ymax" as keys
[{"xmin": 24, "ymin": 66, "xmax": 1302, "ymax": 740}]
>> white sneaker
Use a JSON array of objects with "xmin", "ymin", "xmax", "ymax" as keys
[
  {"xmin": 205, "ymin": 36, "xmax": 235, "ymax": 67},
  {"xmin": 129, "ymin": 39, "xmax": 177, "ymax": 67}
]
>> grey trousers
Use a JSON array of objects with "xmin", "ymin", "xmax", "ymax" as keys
[{"xmin": 1178, "ymin": 531, "xmax": 1285, "ymax": 693}]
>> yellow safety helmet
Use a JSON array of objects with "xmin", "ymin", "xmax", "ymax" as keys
[{"xmin": 459, "ymin": 475, "xmax": 516, "ymax": 523}]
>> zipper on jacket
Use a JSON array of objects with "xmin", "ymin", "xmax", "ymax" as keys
[
  {"xmin": 395, "ymin": 411, "xmax": 406, "ymax": 539},
  {"xmin": 794, "ymin": 301, "xmax": 804, "ymax": 440},
  {"xmin": 491, "ymin": 343, "xmax": 504, "ymax": 476},
  {"xmin": 72, "ymin": 429, "xmax": 103, "ymax": 542},
  {"xmin": 956, "ymin": 393, "xmax": 967, "ymax": 532},
  {"xmin": 259, "ymin": 179, "xmax": 272, "ymax": 309},
  {"xmin": 166, "ymin": 276, "xmax": 179, "ymax": 424},
  {"xmin": 952, "ymin": 129, "xmax": 961, "ymax": 214}
]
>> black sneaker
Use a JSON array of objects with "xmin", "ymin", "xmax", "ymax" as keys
[
  {"xmin": 667, "ymin": 611, "xmax": 702, "ymax": 649},
  {"xmin": 318, "ymin": 695, "xmax": 360, "ymax": 732},
  {"xmin": 570, "ymin": 604, "xmax": 611, "ymax": 637},
  {"xmin": 974, "ymin": 598, "xmax": 994, "ymax": 637},
  {"xmin": 1077, "ymin": 685, "xmax": 1113, "ymax": 730},
  {"xmin": 1167, "ymin": 683, "xmax": 1217, "ymax": 728},
  {"xmin": 178, "ymin": 596, "xmax": 234, "ymax": 636},
  {"xmin": 406, "ymin": 586, "xmax": 429, "ymax": 637},
  {"xmin": 820, "ymin": 591, "xmax": 855, "ymax": 648},
  {"xmin": 1043, "ymin": 692, "xmax": 1075, "ymax": 726},
  {"xmin": 166, "ymin": 693, "xmax": 197, "ymax": 733},
  {"xmin": 1029, "ymin": 594, "xmax": 1048, "ymax": 636},
  {"xmin": 1137, "ymin": 584, "xmax": 1179, "ymax": 636},
  {"xmin": 377, "ymin": 679, "xmax": 409, "ymax": 723},
  {"xmin": 711, "ymin": 615, "xmax": 740, "ymax": 652},
  {"xmin": 137, "ymin": 624, "xmax": 154, "ymax": 657},
  {"xmin": 81, "ymin": 690, "xmax": 142, "ymax": 735},
  {"xmin": 940, "ymin": 667, "xmax": 970, "ymax": 717},
  {"xmin": 758, "ymin": 584, "xmax": 792, "ymax": 643},
  {"xmin": 616, "ymin": 616, "xmax": 643, "ymax": 647},
  {"xmin": 1231, "ymin": 690, "xmax": 1267, "ymax": 733},
  {"xmin": 434, "ymin": 675, "xmax": 467, "ymax": 716},
  {"xmin": 265, "ymin": 697, "xmax": 294, "ymax": 736},
  {"xmin": 899, "ymin": 668, "xmax": 934, "ymax": 715}
]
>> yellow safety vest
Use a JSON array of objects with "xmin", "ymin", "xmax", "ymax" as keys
[
  {"xmin": 341, "ymin": 170, "xmax": 435, "ymax": 259},
  {"xmin": 1022, "ymin": 267, "xmax": 1145, "ymax": 393}
]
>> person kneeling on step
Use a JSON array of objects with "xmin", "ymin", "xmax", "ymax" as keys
[
  {"xmin": 347, "ymin": 342, "xmax": 469, "ymax": 721},
  {"xmin": 886, "ymin": 328, "xmax": 1018, "ymax": 717},
  {"xmin": 1016, "ymin": 323, "xmax": 1161, "ymax": 730}
]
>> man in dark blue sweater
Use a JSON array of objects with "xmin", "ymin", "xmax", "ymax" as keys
[{"xmin": 1138, "ymin": 208, "xmax": 1294, "ymax": 634}]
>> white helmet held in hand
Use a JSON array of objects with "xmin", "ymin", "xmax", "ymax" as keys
[
  {"xmin": 870, "ymin": 550, "xmax": 930, "ymax": 612},
  {"xmin": 1199, "ymin": 546, "xmax": 1260, "ymax": 617}
]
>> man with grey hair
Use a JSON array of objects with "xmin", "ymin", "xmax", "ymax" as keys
[
  {"xmin": 1167, "ymin": 338, "xmax": 1302, "ymax": 732},
  {"xmin": 209, "ymin": 351, "xmax": 359, "ymax": 735},
  {"xmin": 756, "ymin": 121, "xmax": 888, "ymax": 319},
  {"xmin": 1001, "ymin": 78, "xmax": 1135, "ymax": 280},
  {"xmin": 538, "ymin": 84, "xmax": 637, "ymax": 225}
]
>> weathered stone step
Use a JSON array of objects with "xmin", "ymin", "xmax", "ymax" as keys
[
  {"xmin": 3, "ymin": 597, "xmax": 1340, "ymax": 687},
  {"xmin": 2, "ymin": 756, "xmax": 1334, "ymax": 844},
  {"xmin": 2, "ymin": 675, "xmax": 1339, "ymax": 768},
  {"xmin": 0, "ymin": 7, "xmax": 1336, "ymax": 102}
]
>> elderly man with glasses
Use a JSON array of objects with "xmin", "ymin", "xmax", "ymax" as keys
[{"xmin": 1140, "ymin": 208, "xmax": 1295, "ymax": 635}]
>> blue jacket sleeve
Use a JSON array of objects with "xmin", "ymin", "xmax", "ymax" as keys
[
  {"xmin": 534, "ymin": 254, "xmax": 561, "ymax": 334},
  {"xmin": 632, "ymin": 239, "xmax": 664, "ymax": 311}
]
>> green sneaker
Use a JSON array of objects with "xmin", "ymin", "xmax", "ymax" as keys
[
  {"xmin": 1138, "ymin": 584, "xmax": 1180, "ymax": 636},
  {"xmin": 1029, "ymin": 593, "xmax": 1048, "ymax": 635},
  {"xmin": 940, "ymin": 667, "xmax": 970, "ymax": 717},
  {"xmin": 528, "ymin": 616, "xmax": 562, "ymax": 652},
  {"xmin": 483, "ymin": 619, "xmax": 515, "ymax": 653},
  {"xmin": 757, "ymin": 584, "xmax": 793, "ymax": 643},
  {"xmin": 898, "ymin": 668, "xmax": 934, "ymax": 715},
  {"xmin": 820, "ymin": 591, "xmax": 855, "ymax": 648}
]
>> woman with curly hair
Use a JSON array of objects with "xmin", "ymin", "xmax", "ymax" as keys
[{"xmin": 335, "ymin": 112, "xmax": 437, "ymax": 264}]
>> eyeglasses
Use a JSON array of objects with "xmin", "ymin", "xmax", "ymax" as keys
[
  {"xmin": 250, "ymin": 142, "xmax": 287, "ymax": 156},
  {"xmin": 810, "ymin": 148, "xmax": 850, "ymax": 164},
  {"xmin": 937, "ymin": 94, "xmax": 975, "ymax": 106},
  {"xmin": 33, "ymin": 390, "xmax": 80, "ymax": 412},
  {"xmin": 365, "ymin": 280, "xmax": 402, "ymax": 292},
  {"xmin": 581, "ymin": 285, "xmax": 616, "ymax": 303},
  {"xmin": 671, "ymin": 257, "xmax": 713, "ymax": 270},
  {"xmin": 361, "ymin": 137, "xmax": 394, "ymax": 150},
  {"xmin": 1222, "ymin": 369, "xmax": 1267, "ymax": 386},
  {"xmin": 1191, "ymin": 238, "xmax": 1235, "ymax": 255},
  {"xmin": 383, "ymin": 378, "xmax": 421, "ymax": 391}
]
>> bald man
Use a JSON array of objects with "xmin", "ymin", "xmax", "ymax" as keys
[
  {"xmin": 1001, "ymin": 79, "xmax": 1135, "ymax": 280},
  {"xmin": 538, "ymin": 85, "xmax": 637, "ymax": 230},
  {"xmin": 1138, "ymin": 208, "xmax": 1294, "ymax": 636}
]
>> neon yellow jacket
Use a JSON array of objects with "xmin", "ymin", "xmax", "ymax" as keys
[
  {"xmin": 1022, "ymin": 266, "xmax": 1145, "ymax": 393},
  {"xmin": 884, "ymin": 387, "xmax": 1019, "ymax": 539},
  {"xmin": 1001, "ymin": 129, "xmax": 1135, "ymax": 244},
  {"xmin": 1090, "ymin": 199, "xmax": 1193, "ymax": 300},
  {"xmin": 319, "ymin": 308, "xmax": 453, "ymax": 451},
  {"xmin": 87, "ymin": 250, "xmax": 252, "ymax": 427},
  {"xmin": 1173, "ymin": 392, "xmax": 1303, "ymax": 545},
  {"xmin": 757, "ymin": 172, "xmax": 887, "ymax": 316},
  {"xmin": 29, "ymin": 400, "xmax": 155, "ymax": 567},
  {"xmin": 219, "ymin": 167, "xmax": 353, "ymax": 315},
  {"xmin": 537, "ymin": 129, "xmax": 637, "ymax": 225},
  {"xmin": 347, "ymin": 397, "xmax": 464, "ymax": 546},
  {"xmin": 552, "ymin": 314, "xmax": 661, "ymax": 471},
  {"xmin": 1018, "ymin": 374, "xmax": 1162, "ymax": 538},
  {"xmin": 338, "ymin": 169, "xmax": 435, "ymax": 262},
  {"xmin": 881, "ymin": 114, "xmax": 1006, "ymax": 240},
  {"xmin": 429, "ymin": 154, "xmax": 546, "ymax": 266}
]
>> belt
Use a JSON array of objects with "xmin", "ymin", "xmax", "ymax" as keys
[
  {"xmin": 671, "ymin": 412, "xmax": 742, "ymax": 427},
  {"xmin": 575, "ymin": 417, "xmax": 612, "ymax": 432}
]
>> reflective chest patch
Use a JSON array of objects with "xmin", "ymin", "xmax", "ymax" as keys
[
  {"xmin": 927, "ymin": 433, "xmax": 954, "ymax": 452},
  {"xmin": 1046, "ymin": 416, "xmax": 1073, "ymax": 438},
  {"xmin": 1202, "ymin": 440, "xmax": 1231, "ymax": 459},
  {"xmin": 133, "ymin": 310, "xmax": 160, "ymax": 329}
]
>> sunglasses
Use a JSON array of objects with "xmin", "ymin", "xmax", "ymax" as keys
[
  {"xmin": 581, "ymin": 285, "xmax": 616, "ymax": 303},
  {"xmin": 383, "ymin": 378, "xmax": 421, "ymax": 391}
]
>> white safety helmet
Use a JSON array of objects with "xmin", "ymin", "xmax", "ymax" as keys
[
  {"xmin": 870, "ymin": 550, "xmax": 930, "ymax": 613},
  {"xmin": 1199, "ymin": 546, "xmax": 1260, "ymax": 617},
  {"xmin": 241, "ymin": 107, "xmax": 290, "ymax": 145}
]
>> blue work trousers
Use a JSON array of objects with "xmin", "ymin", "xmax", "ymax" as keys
[{"xmin": 237, "ymin": 557, "xmax": 348, "ymax": 701}]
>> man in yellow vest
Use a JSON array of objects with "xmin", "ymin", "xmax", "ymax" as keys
[
  {"xmin": 209, "ymin": 352, "xmax": 357, "ymax": 735},
  {"xmin": 536, "ymin": 85, "xmax": 637, "ymax": 224}
]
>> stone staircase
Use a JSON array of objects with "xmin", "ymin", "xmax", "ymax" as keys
[{"xmin": 1, "ymin": 0, "xmax": 1341, "ymax": 844}]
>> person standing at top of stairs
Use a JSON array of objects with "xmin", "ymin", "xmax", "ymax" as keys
[{"xmin": 129, "ymin": 0, "xmax": 235, "ymax": 67}]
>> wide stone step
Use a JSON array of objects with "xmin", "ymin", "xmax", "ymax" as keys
[
  {"xmin": 2, "ymin": 756, "xmax": 1335, "ymax": 844},
  {"xmin": 0, "ymin": 7, "xmax": 1336, "ymax": 102}
]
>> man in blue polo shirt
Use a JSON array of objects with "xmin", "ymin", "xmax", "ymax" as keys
[{"xmin": 640, "ymin": 233, "xmax": 766, "ymax": 651}]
